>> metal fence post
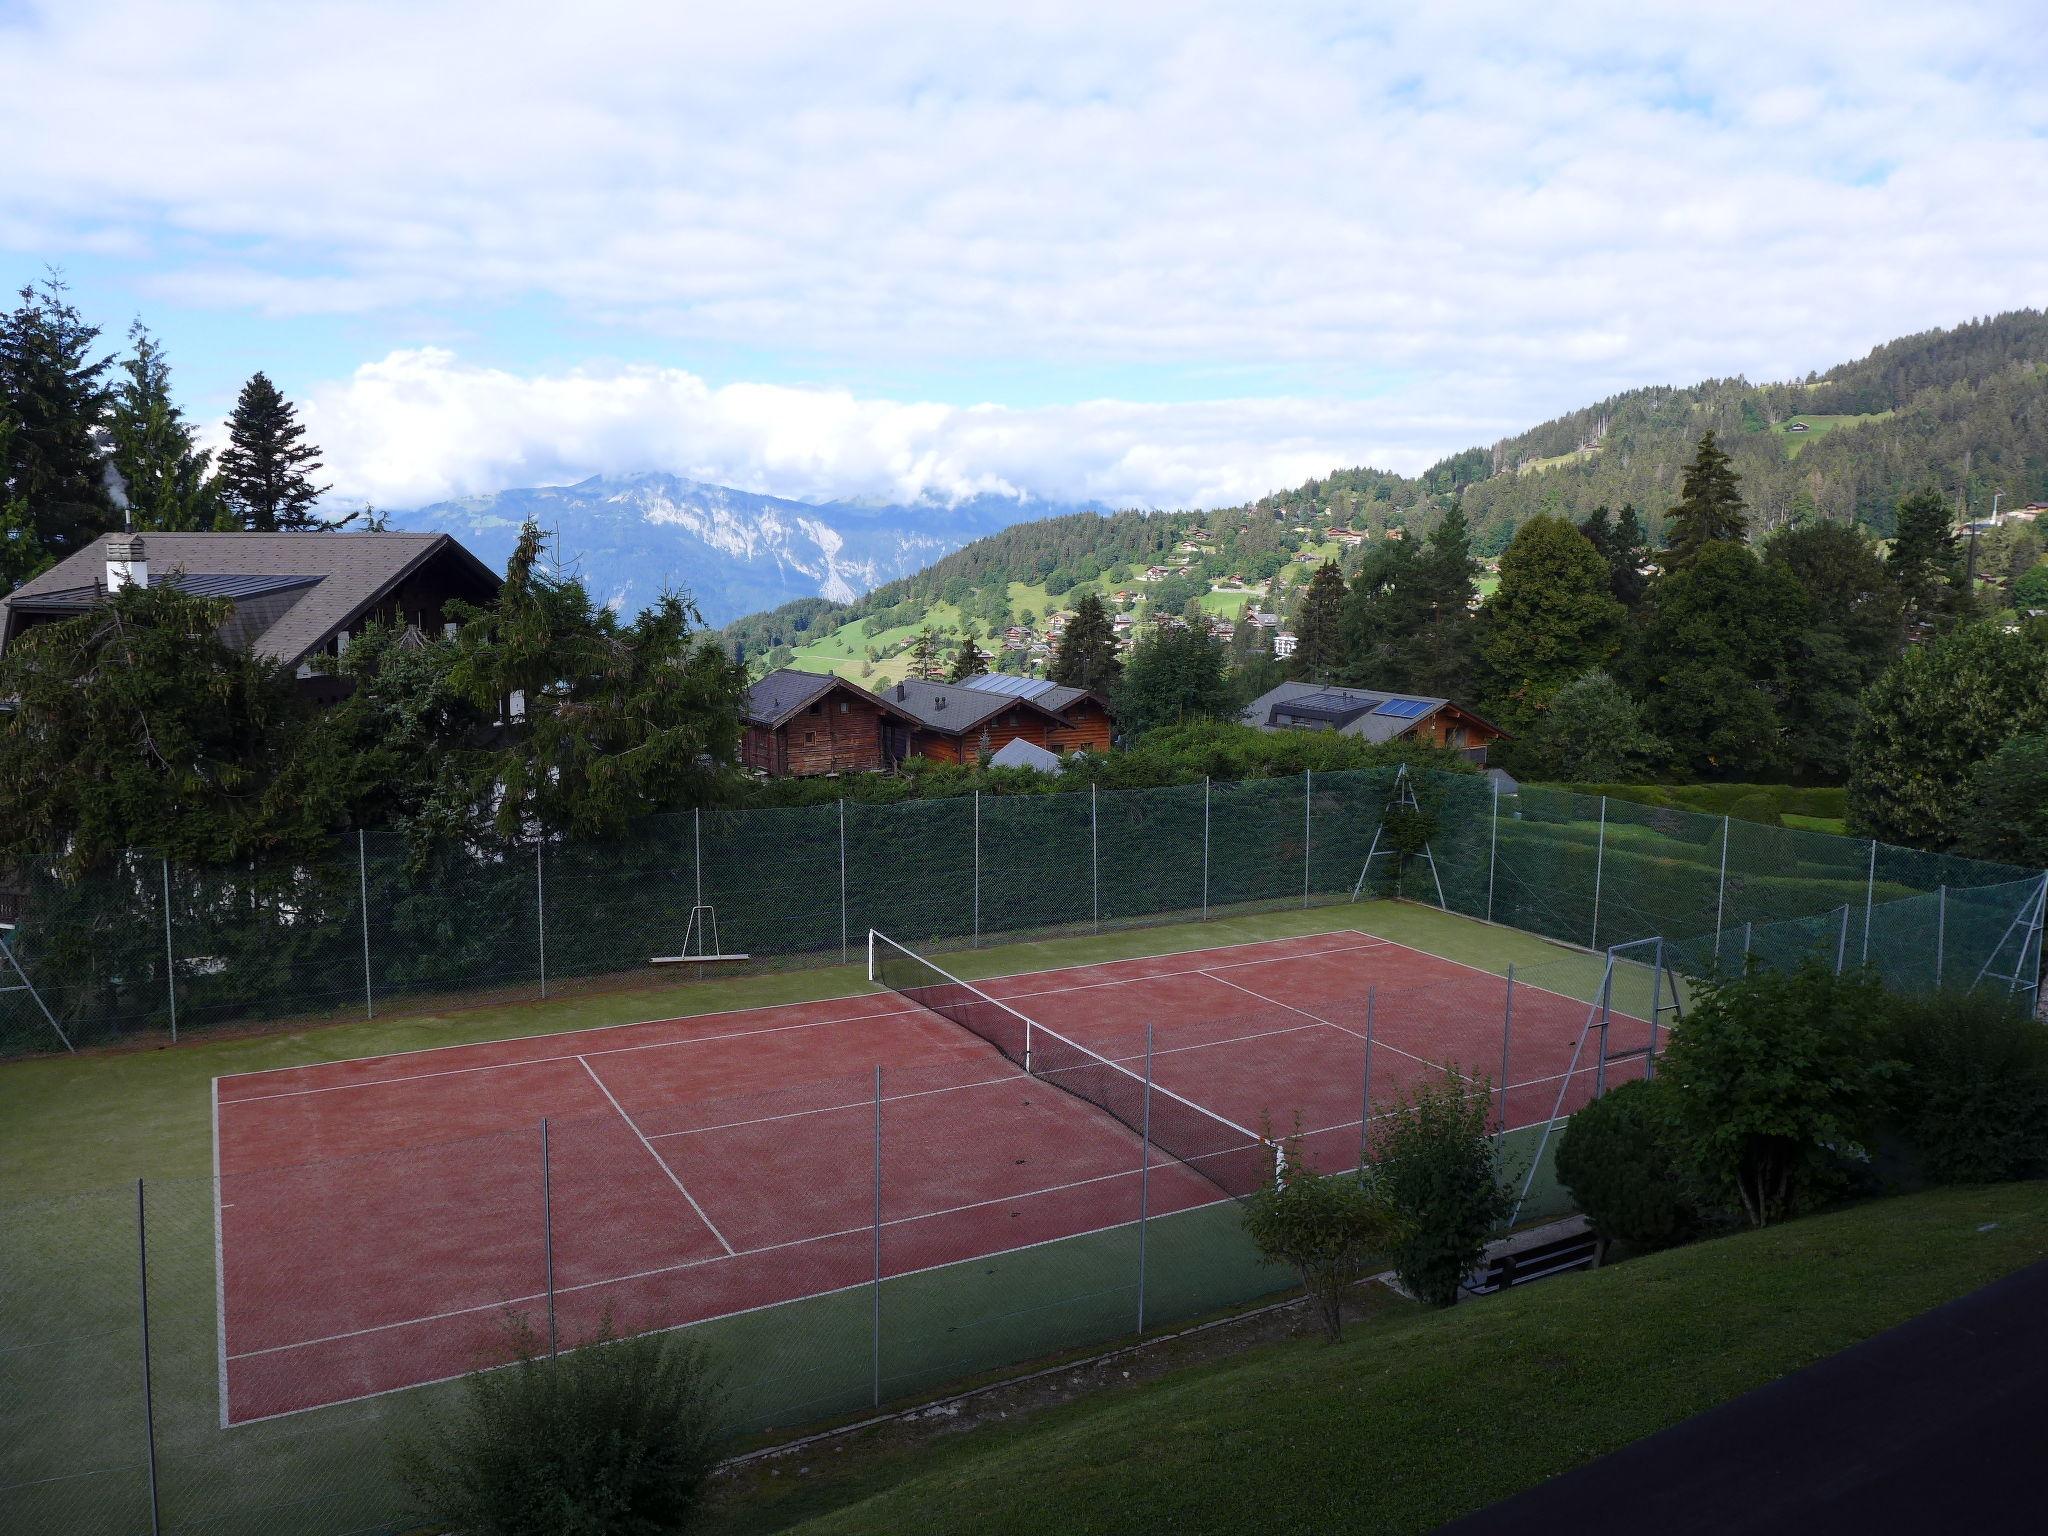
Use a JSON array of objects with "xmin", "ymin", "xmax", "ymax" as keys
[
  {"xmin": 972, "ymin": 790, "xmax": 981, "ymax": 948},
  {"xmin": 1498, "ymin": 964, "xmax": 1514, "ymax": 1142},
  {"xmin": 1137, "ymin": 1021, "xmax": 1153, "ymax": 1334},
  {"xmin": 1835, "ymin": 904, "xmax": 1850, "ymax": 975},
  {"xmin": 1590, "ymin": 795, "xmax": 1608, "ymax": 951},
  {"xmin": 1647, "ymin": 940, "xmax": 1663, "ymax": 1078},
  {"xmin": 358, "ymin": 829, "xmax": 374, "ymax": 1020},
  {"xmin": 838, "ymin": 799, "xmax": 849, "ymax": 966},
  {"xmin": 693, "ymin": 806, "xmax": 703, "ymax": 909},
  {"xmin": 1936, "ymin": 885, "xmax": 1947, "ymax": 985},
  {"xmin": 1485, "ymin": 777, "xmax": 1500, "ymax": 925},
  {"xmin": 1861, "ymin": 838, "xmax": 1878, "ymax": 966},
  {"xmin": 1713, "ymin": 814, "xmax": 1730, "ymax": 966},
  {"xmin": 1594, "ymin": 960, "xmax": 1615, "ymax": 1099},
  {"xmin": 1201, "ymin": 776, "xmax": 1211, "ymax": 921},
  {"xmin": 536, "ymin": 841, "xmax": 547, "ymax": 1000},
  {"xmin": 541, "ymin": 1118, "xmax": 557, "ymax": 1359},
  {"xmin": 1358, "ymin": 985, "xmax": 1376, "ymax": 1164},
  {"xmin": 871, "ymin": 1065, "xmax": 884, "ymax": 1407},
  {"xmin": 1743, "ymin": 920, "xmax": 1754, "ymax": 967},
  {"xmin": 1091, "ymin": 782, "xmax": 1100, "ymax": 934},
  {"xmin": 1302, "ymin": 769, "xmax": 1312, "ymax": 908},
  {"xmin": 136, "ymin": 1180, "xmax": 162, "ymax": 1536},
  {"xmin": 161, "ymin": 859, "xmax": 177, "ymax": 1044}
]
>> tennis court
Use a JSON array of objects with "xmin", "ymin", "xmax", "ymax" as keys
[{"xmin": 212, "ymin": 929, "xmax": 1647, "ymax": 1424}]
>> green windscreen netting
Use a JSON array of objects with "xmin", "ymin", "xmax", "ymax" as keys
[{"xmin": 1, "ymin": 770, "xmax": 2040, "ymax": 1055}]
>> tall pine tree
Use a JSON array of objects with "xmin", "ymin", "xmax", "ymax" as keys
[
  {"xmin": 946, "ymin": 623, "xmax": 989, "ymax": 681},
  {"xmin": 1663, "ymin": 431, "xmax": 1747, "ymax": 569},
  {"xmin": 108, "ymin": 323, "xmax": 225, "ymax": 532},
  {"xmin": 907, "ymin": 626, "xmax": 942, "ymax": 680},
  {"xmin": 1886, "ymin": 488, "xmax": 1969, "ymax": 634},
  {"xmin": 1578, "ymin": 503, "xmax": 1651, "ymax": 610},
  {"xmin": 0, "ymin": 275, "xmax": 115, "ymax": 566},
  {"xmin": 217, "ymin": 372, "xmax": 331, "ymax": 531},
  {"xmin": 1291, "ymin": 560, "xmax": 1347, "ymax": 681},
  {"xmin": 1048, "ymin": 592, "xmax": 1122, "ymax": 693}
]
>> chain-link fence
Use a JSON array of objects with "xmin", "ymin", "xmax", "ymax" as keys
[{"xmin": 4, "ymin": 770, "xmax": 2042, "ymax": 1057}]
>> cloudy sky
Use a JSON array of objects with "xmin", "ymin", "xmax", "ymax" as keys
[{"xmin": 4, "ymin": 0, "xmax": 2046, "ymax": 511}]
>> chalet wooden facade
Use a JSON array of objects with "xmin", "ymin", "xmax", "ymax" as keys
[
  {"xmin": 742, "ymin": 668, "xmax": 1115, "ymax": 778},
  {"xmin": 741, "ymin": 670, "xmax": 916, "ymax": 777}
]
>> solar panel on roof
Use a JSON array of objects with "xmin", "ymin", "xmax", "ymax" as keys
[
  {"xmin": 1372, "ymin": 697, "xmax": 1433, "ymax": 718},
  {"xmin": 961, "ymin": 673, "xmax": 1056, "ymax": 700}
]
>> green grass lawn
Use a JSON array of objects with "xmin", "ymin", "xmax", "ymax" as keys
[
  {"xmin": 1556, "ymin": 782, "xmax": 1849, "ymax": 829},
  {"xmin": 1777, "ymin": 411, "xmax": 1893, "ymax": 459},
  {"xmin": 1196, "ymin": 588, "xmax": 1255, "ymax": 617},
  {"xmin": 704, "ymin": 1182, "xmax": 2048, "ymax": 1536}
]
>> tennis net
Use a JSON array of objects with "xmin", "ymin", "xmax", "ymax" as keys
[{"xmin": 868, "ymin": 930, "xmax": 1277, "ymax": 1199}]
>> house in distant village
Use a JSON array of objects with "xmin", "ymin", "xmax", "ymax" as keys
[
  {"xmin": 1239, "ymin": 682, "xmax": 1505, "ymax": 762},
  {"xmin": 0, "ymin": 531, "xmax": 502, "ymax": 703},
  {"xmin": 742, "ymin": 667, "xmax": 1114, "ymax": 777}
]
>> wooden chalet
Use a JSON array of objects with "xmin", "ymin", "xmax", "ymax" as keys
[{"xmin": 741, "ymin": 667, "xmax": 1115, "ymax": 777}]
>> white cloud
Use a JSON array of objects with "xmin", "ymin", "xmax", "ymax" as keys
[
  {"xmin": 9, "ymin": 1, "xmax": 2048, "ymax": 505},
  {"xmin": 300, "ymin": 347, "xmax": 1480, "ymax": 510}
]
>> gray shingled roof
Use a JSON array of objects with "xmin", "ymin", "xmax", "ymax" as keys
[
  {"xmin": 743, "ymin": 668, "xmax": 919, "ymax": 728},
  {"xmin": 1238, "ymin": 681, "xmax": 1453, "ymax": 743},
  {"xmin": 0, "ymin": 532, "xmax": 500, "ymax": 665}
]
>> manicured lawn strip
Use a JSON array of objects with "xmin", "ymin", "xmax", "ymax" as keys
[{"xmin": 706, "ymin": 1183, "xmax": 2048, "ymax": 1536}]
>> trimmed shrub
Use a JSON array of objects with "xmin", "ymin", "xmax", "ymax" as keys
[
  {"xmin": 1555, "ymin": 1076, "xmax": 1704, "ymax": 1251},
  {"xmin": 1371, "ymin": 1069, "xmax": 1513, "ymax": 1306},
  {"xmin": 1884, "ymin": 990, "xmax": 2048, "ymax": 1183},
  {"xmin": 1241, "ymin": 1149, "xmax": 1401, "ymax": 1341},
  {"xmin": 1725, "ymin": 790, "xmax": 1782, "ymax": 829},
  {"xmin": 393, "ymin": 1318, "xmax": 725, "ymax": 1535}
]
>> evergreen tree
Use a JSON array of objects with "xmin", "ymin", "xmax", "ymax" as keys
[
  {"xmin": 1578, "ymin": 504, "xmax": 1651, "ymax": 610},
  {"xmin": 217, "ymin": 372, "xmax": 331, "ymax": 531},
  {"xmin": 1114, "ymin": 623, "xmax": 1231, "ymax": 735},
  {"xmin": 1048, "ymin": 592, "xmax": 1122, "ymax": 693},
  {"xmin": 946, "ymin": 623, "xmax": 988, "ymax": 682},
  {"xmin": 1515, "ymin": 670, "xmax": 1664, "ymax": 782},
  {"xmin": 0, "ymin": 275, "xmax": 116, "ymax": 564},
  {"xmin": 1763, "ymin": 522, "xmax": 1902, "ymax": 782},
  {"xmin": 1472, "ymin": 515, "xmax": 1625, "ymax": 736},
  {"xmin": 1342, "ymin": 509, "xmax": 1478, "ymax": 697},
  {"xmin": 1291, "ymin": 560, "xmax": 1347, "ymax": 681},
  {"xmin": 907, "ymin": 626, "xmax": 942, "ymax": 680},
  {"xmin": 107, "ymin": 323, "xmax": 224, "ymax": 532},
  {"xmin": 0, "ymin": 405, "xmax": 49, "ymax": 589},
  {"xmin": 1633, "ymin": 542, "xmax": 1803, "ymax": 779},
  {"xmin": 1663, "ymin": 431, "xmax": 1747, "ymax": 569},
  {"xmin": 1886, "ymin": 488, "xmax": 1968, "ymax": 633}
]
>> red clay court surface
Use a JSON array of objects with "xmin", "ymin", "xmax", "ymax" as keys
[{"xmin": 212, "ymin": 930, "xmax": 1649, "ymax": 1424}]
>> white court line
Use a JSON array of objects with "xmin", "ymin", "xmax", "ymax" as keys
[
  {"xmin": 227, "ymin": 1149, "xmax": 1204, "ymax": 1366},
  {"xmin": 211, "ymin": 1076, "xmax": 229, "ymax": 1429},
  {"xmin": 218, "ymin": 939, "xmax": 1387, "ymax": 1108},
  {"xmin": 1199, "ymin": 968, "xmax": 1448, "ymax": 1073},
  {"xmin": 577, "ymin": 1057, "xmax": 735, "ymax": 1256}
]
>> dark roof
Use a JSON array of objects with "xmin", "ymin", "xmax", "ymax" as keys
[
  {"xmin": 1243, "ymin": 681, "xmax": 1508, "ymax": 743},
  {"xmin": 884, "ymin": 673, "xmax": 1103, "ymax": 734},
  {"xmin": 0, "ymin": 532, "xmax": 501, "ymax": 665},
  {"xmin": 743, "ymin": 668, "xmax": 916, "ymax": 729}
]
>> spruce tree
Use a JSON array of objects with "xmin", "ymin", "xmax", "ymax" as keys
[
  {"xmin": 907, "ymin": 626, "xmax": 941, "ymax": 680},
  {"xmin": 1663, "ymin": 431, "xmax": 1747, "ymax": 569},
  {"xmin": 0, "ymin": 275, "xmax": 116, "ymax": 562},
  {"xmin": 946, "ymin": 624, "xmax": 988, "ymax": 681},
  {"xmin": 1048, "ymin": 592, "xmax": 1122, "ymax": 693},
  {"xmin": 1887, "ymin": 488, "xmax": 1968, "ymax": 633},
  {"xmin": 1292, "ymin": 560, "xmax": 1347, "ymax": 681},
  {"xmin": 1473, "ymin": 515, "xmax": 1626, "ymax": 735},
  {"xmin": 108, "ymin": 323, "xmax": 225, "ymax": 532},
  {"xmin": 217, "ymin": 372, "xmax": 331, "ymax": 531}
]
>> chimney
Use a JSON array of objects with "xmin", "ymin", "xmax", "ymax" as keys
[
  {"xmin": 935, "ymin": 694, "xmax": 946, "ymax": 710},
  {"xmin": 106, "ymin": 535, "xmax": 148, "ymax": 591},
  {"xmin": 895, "ymin": 682, "xmax": 906, "ymax": 701}
]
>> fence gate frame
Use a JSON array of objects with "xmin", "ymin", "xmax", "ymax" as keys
[{"xmin": 1349, "ymin": 763, "xmax": 1447, "ymax": 909}]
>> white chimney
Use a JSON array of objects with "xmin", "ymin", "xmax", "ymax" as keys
[{"xmin": 106, "ymin": 535, "xmax": 148, "ymax": 591}]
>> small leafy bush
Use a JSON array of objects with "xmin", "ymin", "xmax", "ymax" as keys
[
  {"xmin": 1883, "ymin": 989, "xmax": 2048, "ymax": 1183},
  {"xmin": 1660, "ymin": 963, "xmax": 1899, "ymax": 1227},
  {"xmin": 1371, "ymin": 1070, "xmax": 1513, "ymax": 1306},
  {"xmin": 1241, "ymin": 1146, "xmax": 1400, "ymax": 1341},
  {"xmin": 393, "ymin": 1317, "xmax": 725, "ymax": 1535},
  {"xmin": 1554, "ymin": 1075, "xmax": 1704, "ymax": 1251}
]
